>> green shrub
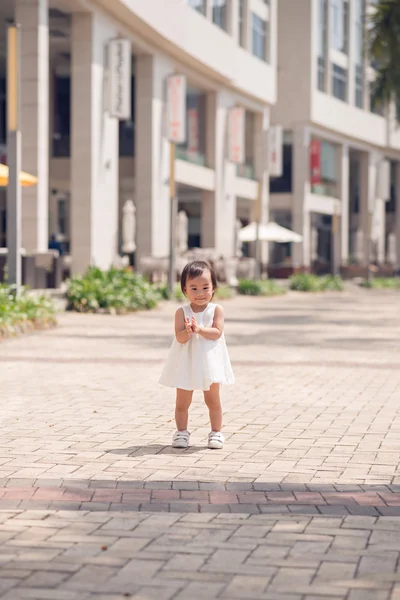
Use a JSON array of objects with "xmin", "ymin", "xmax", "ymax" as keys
[
  {"xmin": 155, "ymin": 282, "xmax": 234, "ymax": 302},
  {"xmin": 289, "ymin": 274, "xmax": 319, "ymax": 292},
  {"xmin": 238, "ymin": 279, "xmax": 286, "ymax": 296},
  {"xmin": 214, "ymin": 284, "xmax": 235, "ymax": 300},
  {"xmin": 0, "ymin": 285, "xmax": 56, "ymax": 340},
  {"xmin": 289, "ymin": 273, "xmax": 344, "ymax": 292},
  {"xmin": 318, "ymin": 275, "xmax": 345, "ymax": 291},
  {"xmin": 360, "ymin": 277, "xmax": 400, "ymax": 290},
  {"xmin": 66, "ymin": 267, "xmax": 160, "ymax": 313}
]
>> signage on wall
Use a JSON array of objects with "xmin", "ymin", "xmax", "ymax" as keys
[
  {"xmin": 269, "ymin": 125, "xmax": 283, "ymax": 177},
  {"xmin": 167, "ymin": 74, "xmax": 187, "ymax": 144},
  {"xmin": 109, "ymin": 38, "xmax": 132, "ymax": 120},
  {"xmin": 228, "ymin": 107, "xmax": 245, "ymax": 164},
  {"xmin": 309, "ymin": 139, "xmax": 321, "ymax": 184}
]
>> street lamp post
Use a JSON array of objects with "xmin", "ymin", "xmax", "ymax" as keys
[
  {"xmin": 6, "ymin": 23, "xmax": 22, "ymax": 293},
  {"xmin": 168, "ymin": 141, "xmax": 177, "ymax": 295},
  {"xmin": 166, "ymin": 74, "xmax": 186, "ymax": 296}
]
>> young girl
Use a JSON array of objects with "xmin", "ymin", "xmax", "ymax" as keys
[{"xmin": 159, "ymin": 260, "xmax": 235, "ymax": 449}]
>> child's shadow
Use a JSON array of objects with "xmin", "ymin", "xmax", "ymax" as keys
[{"xmin": 106, "ymin": 444, "xmax": 207, "ymax": 457}]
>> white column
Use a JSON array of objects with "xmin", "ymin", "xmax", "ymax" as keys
[
  {"xmin": 373, "ymin": 198, "xmax": 385, "ymax": 264},
  {"xmin": 254, "ymin": 108, "xmax": 270, "ymax": 265},
  {"xmin": 70, "ymin": 13, "xmax": 119, "ymax": 274},
  {"xmin": 135, "ymin": 55, "xmax": 171, "ymax": 265},
  {"xmin": 268, "ymin": 0, "xmax": 278, "ymax": 70},
  {"xmin": 205, "ymin": 0, "xmax": 212, "ymax": 20},
  {"xmin": 359, "ymin": 151, "xmax": 380, "ymax": 267},
  {"xmin": 347, "ymin": 0, "xmax": 355, "ymax": 105},
  {"xmin": 16, "ymin": 0, "xmax": 49, "ymax": 253},
  {"xmin": 202, "ymin": 92, "xmax": 236, "ymax": 256},
  {"xmin": 359, "ymin": 152, "xmax": 370, "ymax": 267},
  {"xmin": 228, "ymin": 0, "xmax": 239, "ymax": 42},
  {"xmin": 340, "ymin": 144, "xmax": 350, "ymax": 263},
  {"xmin": 292, "ymin": 126, "xmax": 311, "ymax": 269},
  {"xmin": 241, "ymin": 0, "xmax": 250, "ymax": 50},
  {"xmin": 325, "ymin": 0, "xmax": 333, "ymax": 95}
]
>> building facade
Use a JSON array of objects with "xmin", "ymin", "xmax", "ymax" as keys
[
  {"xmin": 270, "ymin": 0, "xmax": 400, "ymax": 274},
  {"xmin": 0, "ymin": 0, "xmax": 277, "ymax": 274}
]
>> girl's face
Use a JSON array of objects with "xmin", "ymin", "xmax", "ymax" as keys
[{"xmin": 184, "ymin": 269, "xmax": 214, "ymax": 307}]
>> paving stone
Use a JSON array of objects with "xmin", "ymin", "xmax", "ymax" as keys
[
  {"xmin": 22, "ymin": 571, "xmax": 70, "ymax": 588},
  {"xmin": 1, "ymin": 293, "xmax": 400, "ymax": 597}
]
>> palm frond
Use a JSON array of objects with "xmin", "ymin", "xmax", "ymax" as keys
[{"xmin": 368, "ymin": 0, "xmax": 400, "ymax": 106}]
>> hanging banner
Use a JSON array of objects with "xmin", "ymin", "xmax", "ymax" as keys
[
  {"xmin": 269, "ymin": 125, "xmax": 283, "ymax": 177},
  {"xmin": 109, "ymin": 38, "xmax": 132, "ymax": 120},
  {"xmin": 167, "ymin": 74, "xmax": 187, "ymax": 144},
  {"xmin": 228, "ymin": 107, "xmax": 245, "ymax": 164},
  {"xmin": 310, "ymin": 139, "xmax": 321, "ymax": 184}
]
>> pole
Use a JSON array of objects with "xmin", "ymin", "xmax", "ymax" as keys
[
  {"xmin": 254, "ymin": 179, "xmax": 262, "ymax": 280},
  {"xmin": 168, "ymin": 141, "xmax": 177, "ymax": 295},
  {"xmin": 6, "ymin": 24, "xmax": 21, "ymax": 293},
  {"xmin": 332, "ymin": 208, "xmax": 339, "ymax": 276},
  {"xmin": 367, "ymin": 211, "xmax": 373, "ymax": 284}
]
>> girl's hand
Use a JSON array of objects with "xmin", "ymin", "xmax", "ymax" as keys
[
  {"xmin": 191, "ymin": 316, "xmax": 200, "ymax": 334},
  {"xmin": 185, "ymin": 317, "xmax": 193, "ymax": 336}
]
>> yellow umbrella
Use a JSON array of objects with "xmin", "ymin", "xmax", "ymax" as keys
[{"xmin": 0, "ymin": 163, "xmax": 38, "ymax": 187}]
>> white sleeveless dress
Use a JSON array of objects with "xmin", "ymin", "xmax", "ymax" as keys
[{"xmin": 159, "ymin": 302, "xmax": 235, "ymax": 391}]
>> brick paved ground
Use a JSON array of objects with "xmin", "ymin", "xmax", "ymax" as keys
[{"xmin": 0, "ymin": 289, "xmax": 399, "ymax": 599}]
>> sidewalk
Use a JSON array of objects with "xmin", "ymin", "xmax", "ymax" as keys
[{"xmin": 0, "ymin": 290, "xmax": 399, "ymax": 599}]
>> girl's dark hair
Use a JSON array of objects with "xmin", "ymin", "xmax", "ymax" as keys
[{"xmin": 180, "ymin": 260, "xmax": 218, "ymax": 295}]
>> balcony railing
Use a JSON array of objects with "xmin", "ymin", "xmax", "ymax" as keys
[
  {"xmin": 311, "ymin": 181, "xmax": 339, "ymax": 198},
  {"xmin": 236, "ymin": 163, "xmax": 255, "ymax": 180},
  {"xmin": 176, "ymin": 147, "xmax": 207, "ymax": 167}
]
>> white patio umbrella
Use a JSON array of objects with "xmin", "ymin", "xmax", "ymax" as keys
[
  {"xmin": 238, "ymin": 221, "xmax": 303, "ymax": 243},
  {"xmin": 122, "ymin": 199, "xmax": 136, "ymax": 254}
]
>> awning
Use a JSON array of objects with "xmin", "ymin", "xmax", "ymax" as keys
[
  {"xmin": 0, "ymin": 164, "xmax": 38, "ymax": 188},
  {"xmin": 238, "ymin": 221, "xmax": 303, "ymax": 243}
]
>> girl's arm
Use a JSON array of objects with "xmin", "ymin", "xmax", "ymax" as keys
[
  {"xmin": 197, "ymin": 305, "xmax": 224, "ymax": 340},
  {"xmin": 175, "ymin": 307, "xmax": 191, "ymax": 344}
]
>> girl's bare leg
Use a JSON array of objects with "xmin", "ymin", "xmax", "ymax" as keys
[
  {"xmin": 175, "ymin": 388, "xmax": 193, "ymax": 430},
  {"xmin": 203, "ymin": 384, "xmax": 222, "ymax": 431}
]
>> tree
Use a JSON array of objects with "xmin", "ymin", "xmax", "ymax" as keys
[{"xmin": 369, "ymin": 0, "xmax": 400, "ymax": 108}]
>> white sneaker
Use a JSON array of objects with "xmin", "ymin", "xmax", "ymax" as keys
[
  {"xmin": 172, "ymin": 430, "xmax": 190, "ymax": 449},
  {"xmin": 208, "ymin": 431, "xmax": 225, "ymax": 449}
]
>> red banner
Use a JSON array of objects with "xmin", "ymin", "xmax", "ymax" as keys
[{"xmin": 310, "ymin": 140, "xmax": 321, "ymax": 184}]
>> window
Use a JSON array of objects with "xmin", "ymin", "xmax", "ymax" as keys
[
  {"xmin": 186, "ymin": 0, "xmax": 206, "ymax": 14},
  {"xmin": 53, "ymin": 76, "xmax": 70, "ymax": 157},
  {"xmin": 318, "ymin": 0, "xmax": 327, "ymax": 58},
  {"xmin": 354, "ymin": 0, "xmax": 364, "ymax": 66},
  {"xmin": 311, "ymin": 140, "xmax": 339, "ymax": 198},
  {"xmin": 211, "ymin": 0, "xmax": 227, "ymax": 30},
  {"xmin": 119, "ymin": 77, "xmax": 135, "ymax": 157},
  {"xmin": 317, "ymin": 0, "xmax": 327, "ymax": 91},
  {"xmin": 252, "ymin": 13, "xmax": 267, "ymax": 61},
  {"xmin": 270, "ymin": 132, "xmax": 293, "ymax": 194},
  {"xmin": 176, "ymin": 87, "xmax": 207, "ymax": 167},
  {"xmin": 386, "ymin": 161, "xmax": 396, "ymax": 213},
  {"xmin": 355, "ymin": 65, "xmax": 363, "ymax": 108},
  {"xmin": 332, "ymin": 64, "xmax": 347, "ymax": 101},
  {"xmin": 0, "ymin": 77, "xmax": 5, "ymax": 145},
  {"xmin": 332, "ymin": 0, "xmax": 348, "ymax": 53},
  {"xmin": 318, "ymin": 57, "xmax": 325, "ymax": 91},
  {"xmin": 237, "ymin": 111, "xmax": 255, "ymax": 179},
  {"xmin": 238, "ymin": 0, "xmax": 246, "ymax": 48}
]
